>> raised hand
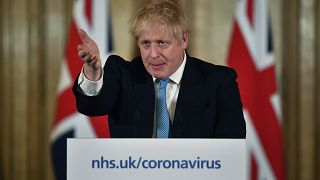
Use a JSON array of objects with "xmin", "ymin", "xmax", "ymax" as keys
[{"xmin": 77, "ymin": 29, "xmax": 102, "ymax": 81}]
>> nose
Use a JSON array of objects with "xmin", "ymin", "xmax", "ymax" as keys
[{"xmin": 150, "ymin": 45, "xmax": 160, "ymax": 59}]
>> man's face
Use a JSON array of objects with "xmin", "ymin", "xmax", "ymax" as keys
[{"xmin": 138, "ymin": 24, "xmax": 188, "ymax": 79}]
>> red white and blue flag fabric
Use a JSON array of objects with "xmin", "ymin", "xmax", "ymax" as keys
[
  {"xmin": 227, "ymin": 0, "xmax": 284, "ymax": 179},
  {"xmin": 51, "ymin": 0, "xmax": 112, "ymax": 179}
]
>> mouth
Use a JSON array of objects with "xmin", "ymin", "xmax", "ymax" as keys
[{"xmin": 150, "ymin": 63, "xmax": 166, "ymax": 69}]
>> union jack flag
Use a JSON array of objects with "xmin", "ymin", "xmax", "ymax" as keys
[
  {"xmin": 227, "ymin": 0, "xmax": 284, "ymax": 179},
  {"xmin": 50, "ymin": 0, "xmax": 112, "ymax": 179}
]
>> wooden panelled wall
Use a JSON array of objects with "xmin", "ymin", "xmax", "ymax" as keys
[
  {"xmin": 0, "ymin": 0, "xmax": 320, "ymax": 180},
  {"xmin": 0, "ymin": 0, "xmax": 74, "ymax": 179},
  {"xmin": 282, "ymin": 0, "xmax": 320, "ymax": 179}
]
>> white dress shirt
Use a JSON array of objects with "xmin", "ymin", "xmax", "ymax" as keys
[{"xmin": 152, "ymin": 53, "xmax": 186, "ymax": 122}]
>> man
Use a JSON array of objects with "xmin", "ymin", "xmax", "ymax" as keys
[{"xmin": 73, "ymin": 0, "xmax": 246, "ymax": 138}]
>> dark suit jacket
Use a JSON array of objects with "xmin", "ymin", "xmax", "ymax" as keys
[{"xmin": 73, "ymin": 55, "xmax": 246, "ymax": 138}]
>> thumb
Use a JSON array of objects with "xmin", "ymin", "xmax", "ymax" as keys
[{"xmin": 78, "ymin": 29, "xmax": 92, "ymax": 44}]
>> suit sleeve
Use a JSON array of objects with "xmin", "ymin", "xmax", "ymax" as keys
[
  {"xmin": 213, "ymin": 68, "xmax": 246, "ymax": 138},
  {"xmin": 72, "ymin": 55, "xmax": 124, "ymax": 116}
]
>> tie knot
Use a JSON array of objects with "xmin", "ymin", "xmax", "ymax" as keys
[{"xmin": 157, "ymin": 78, "xmax": 170, "ymax": 89}]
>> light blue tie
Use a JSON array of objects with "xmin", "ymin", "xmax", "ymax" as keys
[{"xmin": 156, "ymin": 78, "xmax": 170, "ymax": 138}]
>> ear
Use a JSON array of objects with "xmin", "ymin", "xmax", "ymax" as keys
[{"xmin": 182, "ymin": 32, "xmax": 189, "ymax": 49}]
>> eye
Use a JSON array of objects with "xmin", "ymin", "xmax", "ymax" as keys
[
  {"xmin": 141, "ymin": 40, "xmax": 151, "ymax": 48},
  {"xmin": 158, "ymin": 40, "xmax": 169, "ymax": 48}
]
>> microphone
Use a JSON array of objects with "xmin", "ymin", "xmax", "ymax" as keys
[
  {"xmin": 172, "ymin": 109, "xmax": 184, "ymax": 138},
  {"xmin": 133, "ymin": 110, "xmax": 140, "ymax": 138}
]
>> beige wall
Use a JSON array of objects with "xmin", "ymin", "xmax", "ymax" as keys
[{"xmin": 0, "ymin": 0, "xmax": 319, "ymax": 179}]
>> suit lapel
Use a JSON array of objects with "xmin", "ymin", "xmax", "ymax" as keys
[
  {"xmin": 173, "ymin": 56, "xmax": 203, "ymax": 137},
  {"xmin": 131, "ymin": 58, "xmax": 155, "ymax": 137}
]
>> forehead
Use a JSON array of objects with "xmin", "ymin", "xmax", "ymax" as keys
[{"xmin": 138, "ymin": 24, "xmax": 175, "ymax": 40}]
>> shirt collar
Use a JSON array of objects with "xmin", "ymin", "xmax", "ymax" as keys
[{"xmin": 152, "ymin": 51, "xmax": 187, "ymax": 85}]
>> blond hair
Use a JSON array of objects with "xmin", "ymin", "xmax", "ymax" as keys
[{"xmin": 129, "ymin": 0, "xmax": 190, "ymax": 44}]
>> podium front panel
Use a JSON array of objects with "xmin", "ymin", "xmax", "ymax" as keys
[{"xmin": 67, "ymin": 139, "xmax": 245, "ymax": 180}]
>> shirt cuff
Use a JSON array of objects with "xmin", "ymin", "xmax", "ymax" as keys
[{"xmin": 78, "ymin": 66, "xmax": 103, "ymax": 96}]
